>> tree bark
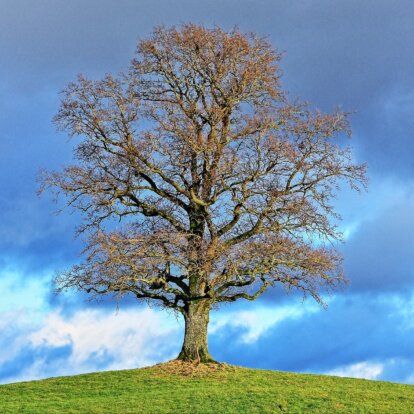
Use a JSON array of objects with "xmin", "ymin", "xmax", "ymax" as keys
[{"xmin": 177, "ymin": 300, "xmax": 215, "ymax": 363}]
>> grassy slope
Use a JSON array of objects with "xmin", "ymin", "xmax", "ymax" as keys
[{"xmin": 0, "ymin": 362, "xmax": 413, "ymax": 414}]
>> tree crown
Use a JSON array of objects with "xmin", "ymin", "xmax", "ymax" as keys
[{"xmin": 42, "ymin": 24, "xmax": 367, "ymax": 312}]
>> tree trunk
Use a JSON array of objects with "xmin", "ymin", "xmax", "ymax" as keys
[{"xmin": 177, "ymin": 301, "xmax": 215, "ymax": 363}]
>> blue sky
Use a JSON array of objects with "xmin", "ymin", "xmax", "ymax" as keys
[{"xmin": 1, "ymin": 0, "xmax": 414, "ymax": 384}]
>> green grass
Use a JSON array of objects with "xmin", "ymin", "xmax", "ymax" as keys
[{"xmin": 0, "ymin": 361, "xmax": 413, "ymax": 413}]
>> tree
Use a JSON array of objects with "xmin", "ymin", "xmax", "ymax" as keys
[{"xmin": 41, "ymin": 24, "xmax": 367, "ymax": 363}]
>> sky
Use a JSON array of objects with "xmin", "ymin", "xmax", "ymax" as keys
[{"xmin": 1, "ymin": 0, "xmax": 414, "ymax": 384}]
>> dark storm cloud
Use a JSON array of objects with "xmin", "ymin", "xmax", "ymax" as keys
[
  {"xmin": 3, "ymin": 0, "xmax": 414, "ymax": 103},
  {"xmin": 1, "ymin": 0, "xmax": 412, "ymax": 198},
  {"xmin": 340, "ymin": 186, "xmax": 414, "ymax": 293},
  {"xmin": 252, "ymin": 0, "xmax": 414, "ymax": 175}
]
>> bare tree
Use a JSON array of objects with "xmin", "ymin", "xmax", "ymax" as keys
[{"xmin": 41, "ymin": 24, "xmax": 367, "ymax": 363}]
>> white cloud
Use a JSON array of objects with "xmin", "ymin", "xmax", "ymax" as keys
[
  {"xmin": 0, "ymin": 306, "xmax": 180, "ymax": 384},
  {"xmin": 211, "ymin": 303, "xmax": 320, "ymax": 344},
  {"xmin": 0, "ymin": 310, "xmax": 36, "ymax": 365},
  {"xmin": 0, "ymin": 264, "xmax": 179, "ymax": 382},
  {"xmin": 29, "ymin": 307, "xmax": 179, "ymax": 375},
  {"xmin": 326, "ymin": 361, "xmax": 383, "ymax": 380}
]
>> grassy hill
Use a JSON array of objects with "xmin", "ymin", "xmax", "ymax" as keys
[{"xmin": 1, "ymin": 361, "xmax": 413, "ymax": 413}]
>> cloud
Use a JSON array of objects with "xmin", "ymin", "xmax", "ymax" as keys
[
  {"xmin": 30, "ymin": 308, "xmax": 179, "ymax": 369},
  {"xmin": 210, "ymin": 302, "xmax": 319, "ymax": 344},
  {"xmin": 327, "ymin": 358, "xmax": 414, "ymax": 384},
  {"xmin": 3, "ymin": 279, "xmax": 414, "ymax": 384},
  {"xmin": 210, "ymin": 292, "xmax": 414, "ymax": 384},
  {"xmin": 353, "ymin": 89, "xmax": 414, "ymax": 176},
  {"xmin": 0, "ymin": 307, "xmax": 179, "ymax": 384},
  {"xmin": 342, "ymin": 183, "xmax": 414, "ymax": 293},
  {"xmin": 0, "ymin": 263, "xmax": 181, "ymax": 384},
  {"xmin": 0, "ymin": 269, "xmax": 51, "ymax": 314},
  {"xmin": 326, "ymin": 361, "xmax": 383, "ymax": 381}
]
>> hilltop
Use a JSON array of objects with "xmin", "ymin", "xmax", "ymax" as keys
[{"xmin": 1, "ymin": 361, "xmax": 413, "ymax": 413}]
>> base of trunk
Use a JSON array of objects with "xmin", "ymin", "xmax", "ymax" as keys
[
  {"xmin": 177, "ymin": 301, "xmax": 216, "ymax": 363},
  {"xmin": 176, "ymin": 348, "xmax": 217, "ymax": 363}
]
